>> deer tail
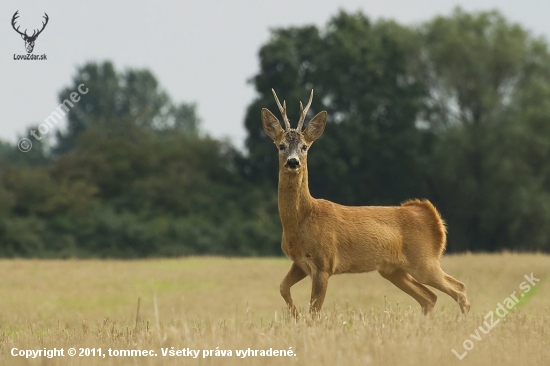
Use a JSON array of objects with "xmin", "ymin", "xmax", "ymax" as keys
[{"xmin": 401, "ymin": 199, "xmax": 447, "ymax": 257}]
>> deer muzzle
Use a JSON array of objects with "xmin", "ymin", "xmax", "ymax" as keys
[{"xmin": 285, "ymin": 158, "xmax": 300, "ymax": 170}]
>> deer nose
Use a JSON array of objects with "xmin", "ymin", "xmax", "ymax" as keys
[{"xmin": 286, "ymin": 158, "xmax": 300, "ymax": 169}]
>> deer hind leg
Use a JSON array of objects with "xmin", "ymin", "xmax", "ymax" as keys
[
  {"xmin": 442, "ymin": 273, "xmax": 470, "ymax": 314},
  {"xmin": 379, "ymin": 268, "xmax": 438, "ymax": 315},
  {"xmin": 280, "ymin": 263, "xmax": 307, "ymax": 316},
  {"xmin": 309, "ymin": 271, "xmax": 330, "ymax": 314},
  {"xmin": 409, "ymin": 264, "xmax": 470, "ymax": 314}
]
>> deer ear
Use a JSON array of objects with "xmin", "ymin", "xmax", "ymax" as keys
[
  {"xmin": 261, "ymin": 108, "xmax": 284, "ymax": 141},
  {"xmin": 304, "ymin": 111, "xmax": 327, "ymax": 143}
]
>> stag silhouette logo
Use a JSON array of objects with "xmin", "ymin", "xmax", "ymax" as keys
[{"xmin": 11, "ymin": 10, "xmax": 49, "ymax": 54}]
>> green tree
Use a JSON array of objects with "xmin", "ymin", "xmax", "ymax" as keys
[
  {"xmin": 1, "ymin": 60, "xmax": 281, "ymax": 258},
  {"xmin": 50, "ymin": 118, "xmax": 281, "ymax": 257},
  {"xmin": 244, "ymin": 11, "xmax": 430, "ymax": 206},
  {"xmin": 54, "ymin": 61, "xmax": 201, "ymax": 154},
  {"xmin": 420, "ymin": 8, "xmax": 550, "ymax": 251},
  {"xmin": 0, "ymin": 127, "xmax": 51, "ymax": 167}
]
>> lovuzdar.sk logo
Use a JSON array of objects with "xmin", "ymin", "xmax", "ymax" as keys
[{"xmin": 12, "ymin": 10, "xmax": 49, "ymax": 60}]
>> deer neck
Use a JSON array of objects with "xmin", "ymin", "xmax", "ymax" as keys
[{"xmin": 278, "ymin": 164, "xmax": 314, "ymax": 229}]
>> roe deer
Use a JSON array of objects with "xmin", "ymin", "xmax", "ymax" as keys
[{"xmin": 262, "ymin": 89, "xmax": 470, "ymax": 315}]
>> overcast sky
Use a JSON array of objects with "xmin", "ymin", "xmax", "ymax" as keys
[{"xmin": 2, "ymin": 0, "xmax": 550, "ymax": 151}]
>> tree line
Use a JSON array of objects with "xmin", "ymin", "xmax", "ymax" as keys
[{"xmin": 1, "ymin": 8, "xmax": 550, "ymax": 257}]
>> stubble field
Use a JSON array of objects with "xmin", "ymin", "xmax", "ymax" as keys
[{"xmin": 0, "ymin": 253, "xmax": 548, "ymax": 365}]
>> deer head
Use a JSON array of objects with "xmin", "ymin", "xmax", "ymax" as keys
[
  {"xmin": 262, "ymin": 89, "xmax": 327, "ymax": 173},
  {"xmin": 12, "ymin": 11, "xmax": 49, "ymax": 54}
]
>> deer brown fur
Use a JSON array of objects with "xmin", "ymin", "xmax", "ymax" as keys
[{"xmin": 262, "ymin": 89, "xmax": 470, "ymax": 315}]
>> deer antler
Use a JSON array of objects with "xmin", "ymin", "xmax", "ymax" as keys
[
  {"xmin": 271, "ymin": 89, "xmax": 291, "ymax": 130},
  {"xmin": 296, "ymin": 89, "xmax": 314, "ymax": 131},
  {"xmin": 11, "ymin": 11, "xmax": 26, "ymax": 37},
  {"xmin": 31, "ymin": 13, "xmax": 49, "ymax": 39},
  {"xmin": 11, "ymin": 11, "xmax": 49, "ymax": 40}
]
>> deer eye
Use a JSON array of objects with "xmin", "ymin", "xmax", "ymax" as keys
[
  {"xmin": 279, "ymin": 144, "xmax": 285, "ymax": 151},
  {"xmin": 301, "ymin": 145, "xmax": 308, "ymax": 151}
]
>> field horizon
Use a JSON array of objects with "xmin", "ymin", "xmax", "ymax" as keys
[{"xmin": 1, "ymin": 253, "xmax": 548, "ymax": 365}]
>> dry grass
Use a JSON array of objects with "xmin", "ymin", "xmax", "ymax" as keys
[{"xmin": 0, "ymin": 253, "xmax": 549, "ymax": 365}]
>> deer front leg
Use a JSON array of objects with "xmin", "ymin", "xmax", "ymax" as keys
[
  {"xmin": 280, "ymin": 263, "xmax": 307, "ymax": 315},
  {"xmin": 309, "ymin": 271, "xmax": 330, "ymax": 314}
]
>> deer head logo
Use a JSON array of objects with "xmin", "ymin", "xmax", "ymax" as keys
[{"xmin": 11, "ymin": 11, "xmax": 49, "ymax": 54}]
